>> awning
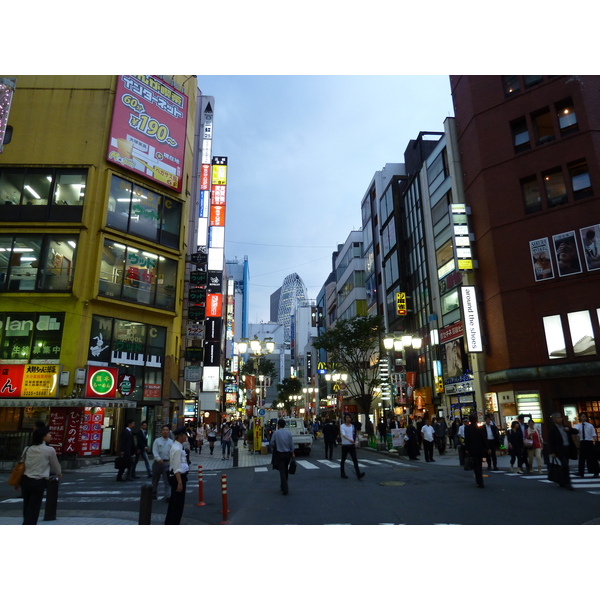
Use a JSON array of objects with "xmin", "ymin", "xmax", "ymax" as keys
[
  {"xmin": 170, "ymin": 379, "xmax": 185, "ymax": 400},
  {"xmin": 0, "ymin": 397, "xmax": 137, "ymax": 408}
]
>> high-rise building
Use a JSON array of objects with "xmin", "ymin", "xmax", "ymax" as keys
[
  {"xmin": 450, "ymin": 75, "xmax": 600, "ymax": 427},
  {"xmin": 277, "ymin": 273, "xmax": 307, "ymax": 343}
]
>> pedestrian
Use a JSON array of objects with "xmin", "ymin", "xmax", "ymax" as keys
[
  {"xmin": 507, "ymin": 421, "xmax": 524, "ymax": 473},
  {"xmin": 15, "ymin": 426, "xmax": 62, "ymax": 525},
  {"xmin": 434, "ymin": 417, "xmax": 448, "ymax": 455},
  {"xmin": 322, "ymin": 418, "xmax": 337, "ymax": 460},
  {"xmin": 152, "ymin": 425, "xmax": 174, "ymax": 501},
  {"xmin": 312, "ymin": 420, "xmax": 319, "ymax": 440},
  {"xmin": 221, "ymin": 422, "xmax": 232, "ymax": 460},
  {"xmin": 464, "ymin": 413, "xmax": 489, "ymax": 488},
  {"xmin": 404, "ymin": 418, "xmax": 420, "ymax": 460},
  {"xmin": 270, "ymin": 418, "xmax": 295, "ymax": 495},
  {"xmin": 207, "ymin": 423, "xmax": 217, "ymax": 455},
  {"xmin": 525, "ymin": 419, "xmax": 544, "ymax": 474},
  {"xmin": 457, "ymin": 417, "xmax": 468, "ymax": 465},
  {"xmin": 116, "ymin": 419, "xmax": 136, "ymax": 481},
  {"xmin": 231, "ymin": 419, "xmax": 242, "ymax": 448},
  {"xmin": 195, "ymin": 423, "xmax": 204, "ymax": 454},
  {"xmin": 483, "ymin": 414, "xmax": 500, "ymax": 471},
  {"xmin": 416, "ymin": 416, "xmax": 425, "ymax": 450},
  {"xmin": 340, "ymin": 414, "xmax": 365, "ymax": 480},
  {"xmin": 377, "ymin": 418, "xmax": 387, "ymax": 444},
  {"xmin": 133, "ymin": 421, "xmax": 152, "ymax": 478},
  {"xmin": 365, "ymin": 418, "xmax": 374, "ymax": 438},
  {"xmin": 517, "ymin": 414, "xmax": 531, "ymax": 472},
  {"xmin": 165, "ymin": 427, "xmax": 190, "ymax": 524},
  {"xmin": 450, "ymin": 417, "xmax": 461, "ymax": 449},
  {"xmin": 574, "ymin": 412, "xmax": 599, "ymax": 478},
  {"xmin": 421, "ymin": 418, "xmax": 436, "ymax": 463},
  {"xmin": 548, "ymin": 412, "xmax": 578, "ymax": 491}
]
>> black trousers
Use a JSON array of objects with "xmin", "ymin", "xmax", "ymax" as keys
[
  {"xmin": 274, "ymin": 451, "xmax": 292, "ymax": 494},
  {"xmin": 472, "ymin": 453, "xmax": 484, "ymax": 486},
  {"xmin": 485, "ymin": 444, "xmax": 497, "ymax": 469},
  {"xmin": 164, "ymin": 472, "xmax": 188, "ymax": 525},
  {"xmin": 21, "ymin": 475, "xmax": 47, "ymax": 525},
  {"xmin": 340, "ymin": 445, "xmax": 362, "ymax": 477},
  {"xmin": 324, "ymin": 440, "xmax": 335, "ymax": 460},
  {"xmin": 578, "ymin": 441, "xmax": 599, "ymax": 476},
  {"xmin": 423, "ymin": 440, "xmax": 434, "ymax": 462},
  {"xmin": 117, "ymin": 455, "xmax": 133, "ymax": 481}
]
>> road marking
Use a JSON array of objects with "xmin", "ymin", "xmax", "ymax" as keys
[
  {"xmin": 359, "ymin": 460, "xmax": 382, "ymax": 465},
  {"xmin": 379, "ymin": 459, "xmax": 420, "ymax": 468},
  {"xmin": 317, "ymin": 460, "xmax": 339, "ymax": 468},
  {"xmin": 296, "ymin": 460, "xmax": 319, "ymax": 470},
  {"xmin": 255, "ymin": 467, "xmax": 268, "ymax": 472}
]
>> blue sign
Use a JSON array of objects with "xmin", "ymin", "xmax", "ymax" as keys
[{"xmin": 258, "ymin": 408, "xmax": 265, "ymax": 416}]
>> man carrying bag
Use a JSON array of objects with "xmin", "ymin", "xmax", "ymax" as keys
[{"xmin": 270, "ymin": 419, "xmax": 295, "ymax": 496}]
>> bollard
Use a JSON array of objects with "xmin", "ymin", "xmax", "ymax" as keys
[
  {"xmin": 138, "ymin": 484, "xmax": 153, "ymax": 525},
  {"xmin": 232, "ymin": 446, "xmax": 238, "ymax": 467},
  {"xmin": 220, "ymin": 474, "xmax": 230, "ymax": 524},
  {"xmin": 197, "ymin": 465, "xmax": 206, "ymax": 506},
  {"xmin": 43, "ymin": 476, "xmax": 59, "ymax": 521}
]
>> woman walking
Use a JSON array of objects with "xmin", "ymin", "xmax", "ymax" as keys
[
  {"xmin": 207, "ymin": 423, "xmax": 217, "ymax": 455},
  {"xmin": 195, "ymin": 423, "xmax": 204, "ymax": 454},
  {"xmin": 221, "ymin": 422, "xmax": 232, "ymax": 460},
  {"xmin": 16, "ymin": 426, "xmax": 62, "ymax": 525},
  {"xmin": 507, "ymin": 420, "xmax": 524, "ymax": 473},
  {"xmin": 525, "ymin": 419, "xmax": 544, "ymax": 474}
]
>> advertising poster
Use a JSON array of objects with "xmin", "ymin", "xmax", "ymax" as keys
[
  {"xmin": 254, "ymin": 417, "xmax": 263, "ymax": 450},
  {"xmin": 580, "ymin": 224, "xmax": 600, "ymax": 271},
  {"xmin": 21, "ymin": 365, "xmax": 60, "ymax": 397},
  {"xmin": 445, "ymin": 338, "xmax": 464, "ymax": 378},
  {"xmin": 0, "ymin": 364, "xmax": 24, "ymax": 397},
  {"xmin": 391, "ymin": 428, "xmax": 406, "ymax": 447},
  {"xmin": 552, "ymin": 231, "xmax": 583, "ymax": 277},
  {"xmin": 529, "ymin": 237, "xmax": 555, "ymax": 281},
  {"xmin": 79, "ymin": 407, "xmax": 104, "ymax": 455},
  {"xmin": 107, "ymin": 76, "xmax": 188, "ymax": 192},
  {"xmin": 48, "ymin": 407, "xmax": 68, "ymax": 456}
]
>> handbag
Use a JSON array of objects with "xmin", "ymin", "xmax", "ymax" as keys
[
  {"xmin": 288, "ymin": 457, "xmax": 297, "ymax": 475},
  {"xmin": 524, "ymin": 438, "xmax": 533, "ymax": 448},
  {"xmin": 8, "ymin": 447, "xmax": 28, "ymax": 486},
  {"xmin": 547, "ymin": 457, "xmax": 562, "ymax": 483},
  {"xmin": 464, "ymin": 456, "xmax": 474, "ymax": 471}
]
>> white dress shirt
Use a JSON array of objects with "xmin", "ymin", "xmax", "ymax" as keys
[
  {"xmin": 575, "ymin": 422, "xmax": 598, "ymax": 441},
  {"xmin": 153, "ymin": 436, "xmax": 173, "ymax": 462},
  {"xmin": 169, "ymin": 440, "xmax": 189, "ymax": 475}
]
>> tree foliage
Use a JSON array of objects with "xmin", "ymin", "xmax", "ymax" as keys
[
  {"xmin": 276, "ymin": 377, "xmax": 303, "ymax": 415},
  {"xmin": 313, "ymin": 314, "xmax": 385, "ymax": 419}
]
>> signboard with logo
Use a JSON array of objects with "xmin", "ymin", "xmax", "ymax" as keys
[
  {"xmin": 185, "ymin": 347, "xmax": 204, "ymax": 363},
  {"xmin": 79, "ymin": 407, "xmax": 104, "ymax": 455},
  {"xmin": 460, "ymin": 286, "xmax": 483, "ymax": 352},
  {"xmin": 207, "ymin": 294, "xmax": 222, "ymax": 318},
  {"xmin": 107, "ymin": 76, "xmax": 188, "ymax": 192},
  {"xmin": 85, "ymin": 366, "xmax": 118, "ymax": 398},
  {"xmin": 396, "ymin": 292, "xmax": 407, "ymax": 315}
]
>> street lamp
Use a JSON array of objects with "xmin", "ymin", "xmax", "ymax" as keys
[
  {"xmin": 237, "ymin": 336, "xmax": 276, "ymax": 416},
  {"xmin": 302, "ymin": 387, "xmax": 315, "ymax": 418},
  {"xmin": 382, "ymin": 333, "xmax": 422, "ymax": 415}
]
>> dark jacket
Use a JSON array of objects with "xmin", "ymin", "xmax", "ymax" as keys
[
  {"xmin": 483, "ymin": 422, "xmax": 500, "ymax": 449},
  {"xmin": 507, "ymin": 427, "xmax": 524, "ymax": 452},
  {"xmin": 322, "ymin": 422, "xmax": 338, "ymax": 443},
  {"xmin": 548, "ymin": 423, "xmax": 578, "ymax": 460},
  {"xmin": 120, "ymin": 427, "xmax": 135, "ymax": 456},
  {"xmin": 136, "ymin": 428, "xmax": 148, "ymax": 452},
  {"xmin": 464, "ymin": 423, "xmax": 488, "ymax": 456}
]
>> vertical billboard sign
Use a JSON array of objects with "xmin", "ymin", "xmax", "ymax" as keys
[
  {"xmin": 0, "ymin": 77, "xmax": 16, "ymax": 154},
  {"xmin": 107, "ymin": 76, "xmax": 188, "ymax": 192},
  {"xmin": 460, "ymin": 286, "xmax": 483, "ymax": 353}
]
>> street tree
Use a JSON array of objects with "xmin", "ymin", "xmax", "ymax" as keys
[
  {"xmin": 313, "ymin": 314, "xmax": 385, "ymax": 422},
  {"xmin": 276, "ymin": 377, "xmax": 303, "ymax": 415}
]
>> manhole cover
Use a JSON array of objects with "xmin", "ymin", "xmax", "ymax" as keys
[{"xmin": 379, "ymin": 481, "xmax": 405, "ymax": 486}]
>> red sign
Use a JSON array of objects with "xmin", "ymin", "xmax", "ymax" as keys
[
  {"xmin": 210, "ymin": 204, "xmax": 226, "ymax": 226},
  {"xmin": 86, "ymin": 366, "xmax": 118, "ymax": 398},
  {"xmin": 48, "ymin": 408, "xmax": 67, "ymax": 456},
  {"xmin": 200, "ymin": 164, "xmax": 211, "ymax": 191},
  {"xmin": 406, "ymin": 372, "xmax": 417, "ymax": 402},
  {"xmin": 63, "ymin": 408, "xmax": 83, "ymax": 454},
  {"xmin": 212, "ymin": 184, "xmax": 226, "ymax": 205},
  {"xmin": 79, "ymin": 407, "xmax": 104, "ymax": 456},
  {"xmin": 440, "ymin": 321, "xmax": 464, "ymax": 344},
  {"xmin": 107, "ymin": 76, "xmax": 188, "ymax": 192},
  {"xmin": 144, "ymin": 383, "xmax": 162, "ymax": 398},
  {"xmin": 341, "ymin": 404, "xmax": 358, "ymax": 413},
  {"xmin": 207, "ymin": 294, "xmax": 222, "ymax": 317},
  {"xmin": 0, "ymin": 365, "xmax": 25, "ymax": 397}
]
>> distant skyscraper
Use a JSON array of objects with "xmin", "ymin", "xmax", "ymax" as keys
[
  {"xmin": 270, "ymin": 286, "xmax": 282, "ymax": 323},
  {"xmin": 278, "ymin": 273, "xmax": 307, "ymax": 342}
]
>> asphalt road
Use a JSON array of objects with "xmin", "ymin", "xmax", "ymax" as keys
[{"xmin": 2, "ymin": 441, "xmax": 600, "ymax": 525}]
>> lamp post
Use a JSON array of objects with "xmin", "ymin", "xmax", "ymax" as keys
[
  {"xmin": 237, "ymin": 336, "xmax": 275, "ymax": 417},
  {"xmin": 325, "ymin": 372, "xmax": 348, "ymax": 420},
  {"xmin": 302, "ymin": 387, "xmax": 315, "ymax": 419}
]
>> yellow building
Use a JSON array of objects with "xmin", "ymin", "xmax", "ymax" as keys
[{"xmin": 0, "ymin": 75, "xmax": 198, "ymax": 460}]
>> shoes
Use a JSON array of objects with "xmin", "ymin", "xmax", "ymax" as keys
[
  {"xmin": 430, "ymin": 459, "xmax": 435, "ymax": 462},
  {"xmin": 131, "ymin": 475, "xmax": 140, "ymax": 479},
  {"xmin": 517, "ymin": 469, "xmax": 523, "ymax": 474},
  {"xmin": 358, "ymin": 472, "xmax": 365, "ymax": 480},
  {"xmin": 341, "ymin": 474, "xmax": 348, "ymax": 479}
]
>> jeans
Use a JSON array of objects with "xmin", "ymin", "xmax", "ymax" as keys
[
  {"xmin": 21, "ymin": 475, "xmax": 47, "ymax": 525},
  {"xmin": 133, "ymin": 449, "xmax": 152, "ymax": 476},
  {"xmin": 152, "ymin": 460, "xmax": 171, "ymax": 498},
  {"xmin": 222, "ymin": 440, "xmax": 231, "ymax": 457}
]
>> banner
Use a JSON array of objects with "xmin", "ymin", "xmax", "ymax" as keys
[
  {"xmin": 254, "ymin": 417, "xmax": 263, "ymax": 450},
  {"xmin": 107, "ymin": 76, "xmax": 188, "ymax": 192},
  {"xmin": 79, "ymin": 407, "xmax": 104, "ymax": 455},
  {"xmin": 529, "ymin": 237, "xmax": 555, "ymax": 281}
]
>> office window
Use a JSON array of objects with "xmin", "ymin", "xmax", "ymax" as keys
[
  {"xmin": 0, "ymin": 167, "xmax": 86, "ymax": 222},
  {"xmin": 556, "ymin": 98, "xmax": 578, "ymax": 134},
  {"xmin": 441, "ymin": 289, "xmax": 459, "ymax": 315},
  {"xmin": 532, "ymin": 109, "xmax": 555, "ymax": 145},
  {"xmin": 543, "ymin": 168, "xmax": 567, "ymax": 207},
  {"xmin": 0, "ymin": 234, "xmax": 77, "ymax": 292},
  {"xmin": 568, "ymin": 159, "xmax": 592, "ymax": 200},
  {"xmin": 511, "ymin": 118, "xmax": 530, "ymax": 152},
  {"xmin": 502, "ymin": 76, "xmax": 520, "ymax": 96},
  {"xmin": 521, "ymin": 176, "xmax": 541, "ymax": 213},
  {"xmin": 567, "ymin": 311, "xmax": 596, "ymax": 357},
  {"xmin": 523, "ymin": 75, "xmax": 543, "ymax": 89}
]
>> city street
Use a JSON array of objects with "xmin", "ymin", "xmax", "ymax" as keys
[{"xmin": 2, "ymin": 439, "xmax": 600, "ymax": 526}]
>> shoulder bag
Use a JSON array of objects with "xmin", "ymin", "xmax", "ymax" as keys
[
  {"xmin": 523, "ymin": 431, "xmax": 534, "ymax": 448},
  {"xmin": 288, "ymin": 456, "xmax": 297, "ymax": 475},
  {"xmin": 8, "ymin": 447, "xmax": 29, "ymax": 487}
]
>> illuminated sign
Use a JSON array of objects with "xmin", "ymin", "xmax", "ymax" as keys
[
  {"xmin": 86, "ymin": 366, "xmax": 118, "ymax": 398},
  {"xmin": 396, "ymin": 292, "xmax": 407, "ymax": 315},
  {"xmin": 107, "ymin": 76, "xmax": 188, "ymax": 192},
  {"xmin": 460, "ymin": 286, "xmax": 483, "ymax": 353}
]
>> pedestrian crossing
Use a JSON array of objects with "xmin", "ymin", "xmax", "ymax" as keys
[
  {"xmin": 501, "ymin": 469, "xmax": 600, "ymax": 494},
  {"xmin": 254, "ymin": 457, "xmax": 409, "ymax": 473}
]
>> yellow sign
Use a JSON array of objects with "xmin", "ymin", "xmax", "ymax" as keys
[
  {"xmin": 396, "ymin": 292, "xmax": 407, "ymax": 315},
  {"xmin": 22, "ymin": 365, "xmax": 60, "ymax": 398},
  {"xmin": 253, "ymin": 417, "xmax": 262, "ymax": 451},
  {"xmin": 458, "ymin": 259, "xmax": 473, "ymax": 270}
]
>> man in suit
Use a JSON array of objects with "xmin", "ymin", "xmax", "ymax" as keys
[
  {"xmin": 322, "ymin": 418, "xmax": 338, "ymax": 460},
  {"xmin": 464, "ymin": 413, "xmax": 490, "ymax": 488},
  {"xmin": 548, "ymin": 412, "xmax": 577, "ymax": 490},
  {"xmin": 574, "ymin": 412, "xmax": 599, "ymax": 478},
  {"xmin": 116, "ymin": 419, "xmax": 136, "ymax": 482},
  {"xmin": 483, "ymin": 414, "xmax": 501, "ymax": 471},
  {"xmin": 132, "ymin": 421, "xmax": 152, "ymax": 478}
]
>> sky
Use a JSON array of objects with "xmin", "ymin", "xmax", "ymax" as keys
[{"xmin": 198, "ymin": 75, "xmax": 455, "ymax": 322}]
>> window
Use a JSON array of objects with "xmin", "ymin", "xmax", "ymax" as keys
[
  {"xmin": 511, "ymin": 118, "xmax": 530, "ymax": 152},
  {"xmin": 556, "ymin": 98, "xmax": 578, "ymax": 134},
  {"xmin": 441, "ymin": 289, "xmax": 459, "ymax": 315},
  {"xmin": 532, "ymin": 109, "xmax": 555, "ymax": 145},
  {"xmin": 0, "ymin": 167, "xmax": 86, "ymax": 222},
  {"xmin": 543, "ymin": 168, "xmax": 567, "ymax": 207},
  {"xmin": 99, "ymin": 240, "xmax": 177, "ymax": 310},
  {"xmin": 568, "ymin": 159, "xmax": 592, "ymax": 200},
  {"xmin": 427, "ymin": 149, "xmax": 448, "ymax": 194},
  {"xmin": 0, "ymin": 234, "xmax": 78, "ymax": 292},
  {"xmin": 543, "ymin": 315, "xmax": 566, "ymax": 359},
  {"xmin": 523, "ymin": 75, "xmax": 543, "ymax": 89},
  {"xmin": 567, "ymin": 311, "xmax": 596, "ymax": 357},
  {"xmin": 521, "ymin": 176, "xmax": 541, "ymax": 213},
  {"xmin": 502, "ymin": 76, "xmax": 520, "ymax": 96},
  {"xmin": 107, "ymin": 175, "xmax": 182, "ymax": 249}
]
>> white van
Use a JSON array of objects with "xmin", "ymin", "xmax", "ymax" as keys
[{"xmin": 282, "ymin": 417, "xmax": 312, "ymax": 455}]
